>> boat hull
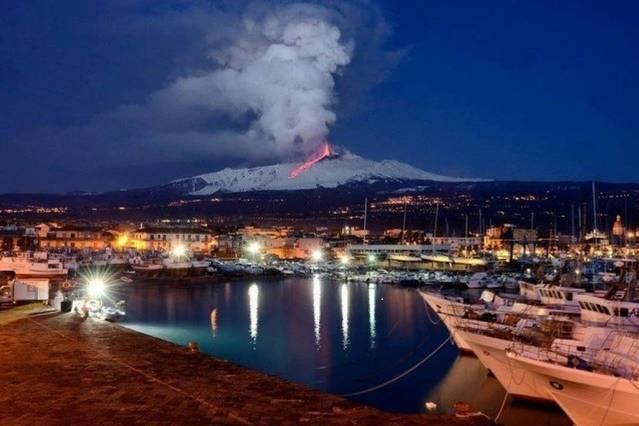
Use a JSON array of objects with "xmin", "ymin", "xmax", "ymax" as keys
[
  {"xmin": 507, "ymin": 353, "xmax": 639, "ymax": 426},
  {"xmin": 418, "ymin": 292, "xmax": 474, "ymax": 353},
  {"xmin": 459, "ymin": 330, "xmax": 553, "ymax": 403},
  {"xmin": 131, "ymin": 266, "xmax": 162, "ymax": 278}
]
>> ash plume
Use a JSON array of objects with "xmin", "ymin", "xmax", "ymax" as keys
[
  {"xmin": 17, "ymin": 1, "xmax": 401, "ymax": 190},
  {"xmin": 169, "ymin": 2, "xmax": 354, "ymax": 159}
]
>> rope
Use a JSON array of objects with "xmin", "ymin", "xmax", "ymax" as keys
[
  {"xmin": 494, "ymin": 391, "xmax": 509, "ymax": 422},
  {"xmin": 340, "ymin": 335, "xmax": 452, "ymax": 397}
]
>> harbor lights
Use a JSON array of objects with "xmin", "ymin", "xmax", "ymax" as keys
[
  {"xmin": 311, "ymin": 249, "xmax": 323, "ymax": 263},
  {"xmin": 172, "ymin": 244, "xmax": 187, "ymax": 259},
  {"xmin": 340, "ymin": 254, "xmax": 351, "ymax": 266},
  {"xmin": 246, "ymin": 241, "xmax": 262, "ymax": 263},
  {"xmin": 116, "ymin": 234, "xmax": 129, "ymax": 249},
  {"xmin": 367, "ymin": 254, "xmax": 377, "ymax": 264}
]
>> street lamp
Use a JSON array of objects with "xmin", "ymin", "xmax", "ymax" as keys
[
  {"xmin": 246, "ymin": 241, "xmax": 262, "ymax": 263},
  {"xmin": 311, "ymin": 249, "xmax": 323, "ymax": 263},
  {"xmin": 117, "ymin": 234, "xmax": 129, "ymax": 248},
  {"xmin": 367, "ymin": 253, "xmax": 377, "ymax": 264},
  {"xmin": 172, "ymin": 244, "xmax": 187, "ymax": 259}
]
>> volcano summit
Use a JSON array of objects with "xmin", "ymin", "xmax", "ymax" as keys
[{"xmin": 172, "ymin": 149, "xmax": 482, "ymax": 195}]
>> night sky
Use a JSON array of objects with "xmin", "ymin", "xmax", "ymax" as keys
[{"xmin": 2, "ymin": 1, "xmax": 638, "ymax": 193}]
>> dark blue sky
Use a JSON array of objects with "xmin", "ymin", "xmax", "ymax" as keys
[{"xmin": 2, "ymin": 1, "xmax": 638, "ymax": 193}]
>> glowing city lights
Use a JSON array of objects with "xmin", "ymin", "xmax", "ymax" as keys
[
  {"xmin": 246, "ymin": 241, "xmax": 262, "ymax": 256},
  {"xmin": 172, "ymin": 244, "xmax": 187, "ymax": 258},
  {"xmin": 311, "ymin": 249, "xmax": 323, "ymax": 263}
]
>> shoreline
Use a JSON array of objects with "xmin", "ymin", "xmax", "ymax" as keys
[{"xmin": 0, "ymin": 311, "xmax": 492, "ymax": 425}]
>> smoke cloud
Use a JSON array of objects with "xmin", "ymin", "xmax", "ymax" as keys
[
  {"xmin": 4, "ymin": 1, "xmax": 400, "ymax": 191},
  {"xmin": 158, "ymin": 3, "xmax": 354, "ymax": 158},
  {"xmin": 64, "ymin": 2, "xmax": 360, "ymax": 164}
]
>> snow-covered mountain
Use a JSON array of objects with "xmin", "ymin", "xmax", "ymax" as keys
[{"xmin": 172, "ymin": 151, "xmax": 482, "ymax": 195}]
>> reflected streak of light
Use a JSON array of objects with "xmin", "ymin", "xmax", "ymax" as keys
[
  {"xmin": 210, "ymin": 308, "xmax": 218, "ymax": 337},
  {"xmin": 312, "ymin": 275, "xmax": 321, "ymax": 348},
  {"xmin": 248, "ymin": 284, "xmax": 259, "ymax": 346},
  {"xmin": 368, "ymin": 284, "xmax": 376, "ymax": 348},
  {"xmin": 341, "ymin": 283, "xmax": 350, "ymax": 350}
]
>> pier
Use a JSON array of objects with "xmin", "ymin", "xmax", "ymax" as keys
[{"xmin": 0, "ymin": 310, "xmax": 491, "ymax": 425}]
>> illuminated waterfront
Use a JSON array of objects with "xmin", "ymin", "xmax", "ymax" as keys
[{"xmin": 121, "ymin": 278, "xmax": 570, "ymax": 424}]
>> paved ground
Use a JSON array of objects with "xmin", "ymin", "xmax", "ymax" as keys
[{"xmin": 0, "ymin": 311, "xmax": 493, "ymax": 425}]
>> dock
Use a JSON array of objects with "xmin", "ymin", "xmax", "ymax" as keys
[{"xmin": 0, "ymin": 310, "xmax": 492, "ymax": 425}]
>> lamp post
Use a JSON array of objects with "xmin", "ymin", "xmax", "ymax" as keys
[{"xmin": 246, "ymin": 241, "xmax": 262, "ymax": 264}]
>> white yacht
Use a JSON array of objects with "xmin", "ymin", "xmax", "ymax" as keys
[
  {"xmin": 419, "ymin": 291, "xmax": 485, "ymax": 353},
  {"xmin": 506, "ymin": 331, "xmax": 639, "ymax": 426},
  {"xmin": 0, "ymin": 253, "xmax": 68, "ymax": 279},
  {"xmin": 576, "ymin": 293, "xmax": 639, "ymax": 327}
]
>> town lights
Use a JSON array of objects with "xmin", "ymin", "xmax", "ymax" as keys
[
  {"xmin": 311, "ymin": 249, "xmax": 323, "ymax": 263},
  {"xmin": 340, "ymin": 255, "xmax": 351, "ymax": 266},
  {"xmin": 172, "ymin": 244, "xmax": 187, "ymax": 258},
  {"xmin": 246, "ymin": 241, "xmax": 261, "ymax": 256},
  {"xmin": 117, "ymin": 234, "xmax": 129, "ymax": 247},
  {"xmin": 367, "ymin": 254, "xmax": 377, "ymax": 264},
  {"xmin": 86, "ymin": 278, "xmax": 106, "ymax": 298}
]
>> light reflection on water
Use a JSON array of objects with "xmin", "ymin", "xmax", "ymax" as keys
[
  {"xmin": 368, "ymin": 284, "xmax": 376, "ymax": 349},
  {"xmin": 340, "ymin": 283, "xmax": 349, "ymax": 350},
  {"xmin": 120, "ymin": 277, "xmax": 570, "ymax": 424},
  {"xmin": 312, "ymin": 276, "xmax": 321, "ymax": 348},
  {"xmin": 248, "ymin": 283, "xmax": 259, "ymax": 345}
]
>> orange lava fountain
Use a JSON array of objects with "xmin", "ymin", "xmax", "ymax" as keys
[{"xmin": 289, "ymin": 142, "xmax": 332, "ymax": 178}]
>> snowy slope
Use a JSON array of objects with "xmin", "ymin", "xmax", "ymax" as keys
[{"xmin": 175, "ymin": 152, "xmax": 482, "ymax": 195}]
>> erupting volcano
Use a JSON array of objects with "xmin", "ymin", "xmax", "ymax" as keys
[
  {"xmin": 289, "ymin": 142, "xmax": 333, "ymax": 178},
  {"xmin": 171, "ymin": 147, "xmax": 480, "ymax": 195}
]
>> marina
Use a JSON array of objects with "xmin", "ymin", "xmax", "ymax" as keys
[
  {"xmin": 4, "ymin": 2, "xmax": 639, "ymax": 423},
  {"xmin": 1, "ymin": 217, "xmax": 639, "ymax": 424}
]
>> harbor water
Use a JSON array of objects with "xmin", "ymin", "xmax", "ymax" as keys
[{"xmin": 120, "ymin": 277, "xmax": 570, "ymax": 425}]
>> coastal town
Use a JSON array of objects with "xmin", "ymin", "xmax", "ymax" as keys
[
  {"xmin": 4, "ymin": 1, "xmax": 639, "ymax": 425},
  {"xmin": 1, "ymin": 199, "xmax": 638, "ymax": 424}
]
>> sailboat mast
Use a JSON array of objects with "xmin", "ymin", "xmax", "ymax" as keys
[
  {"xmin": 363, "ymin": 197, "xmax": 368, "ymax": 235},
  {"xmin": 592, "ymin": 181, "xmax": 598, "ymax": 231},
  {"xmin": 401, "ymin": 200, "xmax": 407, "ymax": 244},
  {"xmin": 433, "ymin": 202, "xmax": 439, "ymax": 238}
]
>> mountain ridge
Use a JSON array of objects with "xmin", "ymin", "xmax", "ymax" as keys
[{"xmin": 172, "ymin": 151, "xmax": 485, "ymax": 195}]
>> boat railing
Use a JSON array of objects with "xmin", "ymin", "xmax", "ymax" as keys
[{"xmin": 511, "ymin": 331, "xmax": 639, "ymax": 381}]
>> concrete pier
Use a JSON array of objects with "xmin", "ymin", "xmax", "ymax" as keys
[{"xmin": 0, "ymin": 311, "xmax": 492, "ymax": 425}]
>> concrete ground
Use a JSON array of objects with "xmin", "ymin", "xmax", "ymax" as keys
[{"xmin": 0, "ymin": 311, "xmax": 493, "ymax": 425}]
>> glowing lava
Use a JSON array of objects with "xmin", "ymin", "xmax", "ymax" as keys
[{"xmin": 289, "ymin": 142, "xmax": 332, "ymax": 178}]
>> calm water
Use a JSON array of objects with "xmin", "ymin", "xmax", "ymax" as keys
[{"xmin": 120, "ymin": 277, "xmax": 570, "ymax": 425}]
